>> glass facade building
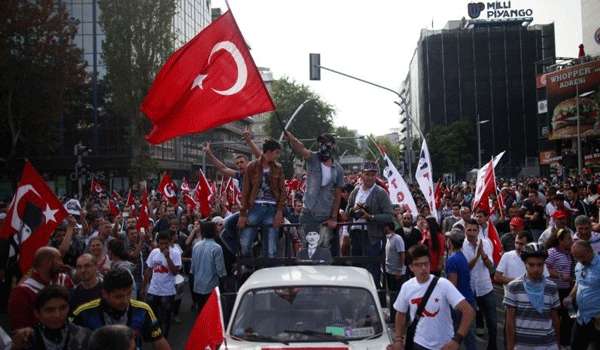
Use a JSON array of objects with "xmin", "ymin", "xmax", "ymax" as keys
[{"xmin": 405, "ymin": 19, "xmax": 555, "ymax": 175}]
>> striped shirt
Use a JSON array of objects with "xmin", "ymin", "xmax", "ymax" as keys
[
  {"xmin": 545, "ymin": 247, "xmax": 574, "ymax": 290},
  {"xmin": 504, "ymin": 276, "xmax": 560, "ymax": 349}
]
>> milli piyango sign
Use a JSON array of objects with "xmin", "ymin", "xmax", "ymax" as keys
[{"xmin": 468, "ymin": 1, "xmax": 533, "ymax": 19}]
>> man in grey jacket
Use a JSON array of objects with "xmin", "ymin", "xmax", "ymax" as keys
[
  {"xmin": 285, "ymin": 131, "xmax": 345, "ymax": 256},
  {"xmin": 346, "ymin": 161, "xmax": 393, "ymax": 286}
]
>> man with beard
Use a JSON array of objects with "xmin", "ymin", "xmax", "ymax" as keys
[
  {"xmin": 286, "ymin": 131, "xmax": 345, "ymax": 256},
  {"xmin": 398, "ymin": 211, "xmax": 422, "ymax": 252},
  {"xmin": 8, "ymin": 246, "xmax": 73, "ymax": 329}
]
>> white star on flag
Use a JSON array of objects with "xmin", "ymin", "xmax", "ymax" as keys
[{"xmin": 42, "ymin": 204, "xmax": 58, "ymax": 224}]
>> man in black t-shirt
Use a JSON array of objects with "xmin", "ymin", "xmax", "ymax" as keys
[
  {"xmin": 70, "ymin": 253, "xmax": 102, "ymax": 312},
  {"xmin": 521, "ymin": 190, "xmax": 546, "ymax": 241}
]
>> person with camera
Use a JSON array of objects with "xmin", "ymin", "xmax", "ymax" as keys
[
  {"xmin": 285, "ymin": 131, "xmax": 345, "ymax": 256},
  {"xmin": 345, "ymin": 161, "xmax": 394, "ymax": 287}
]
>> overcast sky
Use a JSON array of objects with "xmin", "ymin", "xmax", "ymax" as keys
[{"xmin": 212, "ymin": 0, "xmax": 582, "ymax": 136}]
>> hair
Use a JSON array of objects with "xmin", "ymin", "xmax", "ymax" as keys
[
  {"xmin": 451, "ymin": 202, "xmax": 461, "ymax": 210},
  {"xmin": 262, "ymin": 138, "xmax": 281, "ymax": 153},
  {"xmin": 475, "ymin": 208, "xmax": 489, "ymax": 216},
  {"xmin": 515, "ymin": 231, "xmax": 532, "ymax": 242},
  {"xmin": 77, "ymin": 252, "xmax": 97, "ymax": 266},
  {"xmin": 201, "ymin": 221, "xmax": 217, "ymax": 239},
  {"xmin": 383, "ymin": 221, "xmax": 395, "ymax": 231},
  {"xmin": 32, "ymin": 247, "xmax": 60, "ymax": 269},
  {"xmin": 107, "ymin": 239, "xmax": 128, "ymax": 261},
  {"xmin": 35, "ymin": 285, "xmax": 69, "ymax": 311},
  {"xmin": 574, "ymin": 215, "xmax": 591, "ymax": 226},
  {"xmin": 408, "ymin": 244, "xmax": 430, "ymax": 265},
  {"xmin": 234, "ymin": 154, "xmax": 248, "ymax": 160},
  {"xmin": 464, "ymin": 218, "xmax": 479, "ymax": 229},
  {"xmin": 573, "ymin": 239, "xmax": 593, "ymax": 253},
  {"xmin": 156, "ymin": 230, "xmax": 171, "ymax": 242},
  {"xmin": 447, "ymin": 230, "xmax": 465, "ymax": 250},
  {"xmin": 88, "ymin": 325, "xmax": 135, "ymax": 350},
  {"xmin": 425, "ymin": 217, "xmax": 441, "ymax": 252},
  {"xmin": 103, "ymin": 268, "xmax": 133, "ymax": 292},
  {"xmin": 88, "ymin": 236, "xmax": 104, "ymax": 247}
]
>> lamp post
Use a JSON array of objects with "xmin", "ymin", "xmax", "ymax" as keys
[{"xmin": 476, "ymin": 114, "xmax": 490, "ymax": 168}]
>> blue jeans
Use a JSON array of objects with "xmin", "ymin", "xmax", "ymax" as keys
[
  {"xmin": 240, "ymin": 204, "xmax": 279, "ymax": 257},
  {"xmin": 452, "ymin": 300, "xmax": 477, "ymax": 350},
  {"xmin": 476, "ymin": 291, "xmax": 498, "ymax": 350}
]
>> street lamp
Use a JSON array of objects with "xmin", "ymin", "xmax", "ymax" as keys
[{"xmin": 476, "ymin": 114, "xmax": 490, "ymax": 168}]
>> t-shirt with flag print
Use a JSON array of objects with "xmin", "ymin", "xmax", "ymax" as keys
[{"xmin": 146, "ymin": 247, "xmax": 182, "ymax": 296}]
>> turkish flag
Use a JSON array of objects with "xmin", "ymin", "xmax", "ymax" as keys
[
  {"xmin": 125, "ymin": 189, "xmax": 135, "ymax": 208},
  {"xmin": 157, "ymin": 174, "xmax": 178, "ymax": 206},
  {"xmin": 90, "ymin": 178, "xmax": 104, "ymax": 195},
  {"xmin": 0, "ymin": 161, "xmax": 68, "ymax": 272},
  {"xmin": 108, "ymin": 199, "xmax": 120, "ymax": 217},
  {"xmin": 136, "ymin": 190, "xmax": 150, "ymax": 232},
  {"xmin": 183, "ymin": 193, "xmax": 198, "ymax": 210},
  {"xmin": 185, "ymin": 288, "xmax": 224, "ymax": 350},
  {"xmin": 142, "ymin": 11, "xmax": 275, "ymax": 144},
  {"xmin": 488, "ymin": 219, "xmax": 503, "ymax": 264},
  {"xmin": 181, "ymin": 177, "xmax": 191, "ymax": 193},
  {"xmin": 194, "ymin": 169, "xmax": 212, "ymax": 218},
  {"xmin": 472, "ymin": 158, "xmax": 495, "ymax": 212}
]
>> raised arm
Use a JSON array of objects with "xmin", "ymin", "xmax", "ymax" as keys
[
  {"xmin": 284, "ymin": 130, "xmax": 311, "ymax": 160},
  {"xmin": 242, "ymin": 127, "xmax": 262, "ymax": 159},
  {"xmin": 202, "ymin": 142, "xmax": 237, "ymax": 177}
]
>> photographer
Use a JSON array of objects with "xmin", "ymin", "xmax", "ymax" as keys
[{"xmin": 346, "ymin": 161, "xmax": 394, "ymax": 287}]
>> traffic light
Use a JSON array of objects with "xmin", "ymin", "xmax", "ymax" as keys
[{"xmin": 309, "ymin": 53, "xmax": 321, "ymax": 81}]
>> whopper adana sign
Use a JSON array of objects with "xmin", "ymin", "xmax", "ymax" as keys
[{"xmin": 544, "ymin": 59, "xmax": 600, "ymax": 140}]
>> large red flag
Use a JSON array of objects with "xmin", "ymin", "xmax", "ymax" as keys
[
  {"xmin": 488, "ymin": 218, "xmax": 503, "ymax": 264},
  {"xmin": 136, "ymin": 190, "xmax": 150, "ymax": 232},
  {"xmin": 125, "ymin": 189, "xmax": 135, "ymax": 208},
  {"xmin": 194, "ymin": 170, "xmax": 212, "ymax": 218},
  {"xmin": 0, "ymin": 161, "xmax": 68, "ymax": 272},
  {"xmin": 472, "ymin": 158, "xmax": 495, "ymax": 212},
  {"xmin": 142, "ymin": 11, "xmax": 275, "ymax": 144},
  {"xmin": 157, "ymin": 174, "xmax": 178, "ymax": 206},
  {"xmin": 185, "ymin": 288, "xmax": 224, "ymax": 350},
  {"xmin": 90, "ymin": 178, "xmax": 104, "ymax": 195}
]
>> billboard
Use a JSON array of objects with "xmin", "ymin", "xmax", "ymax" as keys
[{"xmin": 545, "ymin": 59, "xmax": 600, "ymax": 140}]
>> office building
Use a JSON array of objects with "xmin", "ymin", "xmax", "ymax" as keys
[{"xmin": 402, "ymin": 18, "xmax": 555, "ymax": 176}]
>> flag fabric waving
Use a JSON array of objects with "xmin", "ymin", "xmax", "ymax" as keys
[
  {"xmin": 0, "ymin": 161, "xmax": 68, "ymax": 272},
  {"xmin": 136, "ymin": 190, "xmax": 150, "ymax": 232},
  {"xmin": 194, "ymin": 170, "xmax": 212, "ymax": 218},
  {"xmin": 382, "ymin": 154, "xmax": 418, "ymax": 218},
  {"xmin": 185, "ymin": 288, "xmax": 224, "ymax": 350},
  {"xmin": 415, "ymin": 139, "xmax": 438, "ymax": 221},
  {"xmin": 142, "ymin": 11, "xmax": 275, "ymax": 144},
  {"xmin": 488, "ymin": 218, "xmax": 503, "ymax": 264},
  {"xmin": 90, "ymin": 178, "xmax": 103, "ymax": 195},
  {"xmin": 157, "ymin": 174, "xmax": 178, "ymax": 206},
  {"xmin": 181, "ymin": 177, "xmax": 191, "ymax": 193},
  {"xmin": 472, "ymin": 151, "xmax": 505, "ymax": 211},
  {"xmin": 125, "ymin": 189, "xmax": 135, "ymax": 209}
]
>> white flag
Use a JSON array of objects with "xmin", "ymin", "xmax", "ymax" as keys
[
  {"xmin": 473, "ymin": 151, "xmax": 505, "ymax": 209},
  {"xmin": 383, "ymin": 154, "xmax": 418, "ymax": 218},
  {"xmin": 415, "ymin": 139, "xmax": 438, "ymax": 220}
]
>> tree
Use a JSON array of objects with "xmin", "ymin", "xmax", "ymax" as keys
[
  {"xmin": 99, "ymin": 0, "xmax": 176, "ymax": 179},
  {"xmin": 426, "ymin": 119, "xmax": 476, "ymax": 176},
  {"xmin": 267, "ymin": 77, "xmax": 335, "ymax": 141},
  {"xmin": 334, "ymin": 126, "xmax": 360, "ymax": 157},
  {"xmin": 0, "ymin": 1, "xmax": 87, "ymax": 169}
]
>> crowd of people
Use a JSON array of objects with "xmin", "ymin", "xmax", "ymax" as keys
[{"xmin": 1, "ymin": 130, "xmax": 600, "ymax": 349}]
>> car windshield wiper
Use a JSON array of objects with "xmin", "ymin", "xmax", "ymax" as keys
[
  {"xmin": 283, "ymin": 329, "xmax": 349, "ymax": 345},
  {"xmin": 232, "ymin": 334, "xmax": 289, "ymax": 345}
]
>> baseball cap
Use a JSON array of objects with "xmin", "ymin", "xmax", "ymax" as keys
[
  {"xmin": 552, "ymin": 210, "xmax": 568, "ymax": 220},
  {"xmin": 362, "ymin": 161, "xmax": 378, "ymax": 173},
  {"xmin": 509, "ymin": 217, "xmax": 525, "ymax": 230}
]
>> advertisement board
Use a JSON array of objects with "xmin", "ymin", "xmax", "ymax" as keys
[
  {"xmin": 539, "ymin": 150, "xmax": 562, "ymax": 165},
  {"xmin": 545, "ymin": 59, "xmax": 600, "ymax": 140}
]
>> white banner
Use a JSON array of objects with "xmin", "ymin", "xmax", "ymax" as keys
[
  {"xmin": 415, "ymin": 139, "xmax": 438, "ymax": 220},
  {"xmin": 383, "ymin": 154, "xmax": 418, "ymax": 218}
]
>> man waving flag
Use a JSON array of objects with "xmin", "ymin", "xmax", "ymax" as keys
[{"xmin": 142, "ymin": 11, "xmax": 275, "ymax": 144}]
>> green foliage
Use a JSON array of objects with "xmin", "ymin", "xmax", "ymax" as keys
[
  {"xmin": 426, "ymin": 119, "xmax": 476, "ymax": 176},
  {"xmin": 334, "ymin": 126, "xmax": 360, "ymax": 157},
  {"xmin": 267, "ymin": 77, "xmax": 335, "ymax": 141},
  {"xmin": 98, "ymin": 0, "xmax": 176, "ymax": 179},
  {"xmin": 0, "ymin": 0, "xmax": 87, "ymax": 166}
]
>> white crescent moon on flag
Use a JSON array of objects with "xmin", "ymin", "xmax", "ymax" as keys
[
  {"xmin": 207, "ymin": 41, "xmax": 248, "ymax": 96},
  {"xmin": 10, "ymin": 185, "xmax": 41, "ymax": 232}
]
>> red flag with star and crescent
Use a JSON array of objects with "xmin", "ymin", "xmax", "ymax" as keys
[
  {"xmin": 0, "ymin": 161, "xmax": 68, "ymax": 272},
  {"xmin": 141, "ymin": 10, "xmax": 275, "ymax": 144},
  {"xmin": 157, "ymin": 173, "xmax": 178, "ymax": 206}
]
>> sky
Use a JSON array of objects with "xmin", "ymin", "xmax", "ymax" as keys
[{"xmin": 212, "ymin": 0, "xmax": 582, "ymax": 136}]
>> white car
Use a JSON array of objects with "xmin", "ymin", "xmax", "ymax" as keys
[{"xmin": 225, "ymin": 265, "xmax": 392, "ymax": 349}]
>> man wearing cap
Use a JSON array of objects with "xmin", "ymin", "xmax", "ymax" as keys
[
  {"xmin": 538, "ymin": 210, "xmax": 573, "ymax": 246},
  {"xmin": 285, "ymin": 131, "xmax": 345, "ymax": 256},
  {"xmin": 345, "ymin": 161, "xmax": 393, "ymax": 287},
  {"xmin": 500, "ymin": 216, "xmax": 527, "ymax": 252}
]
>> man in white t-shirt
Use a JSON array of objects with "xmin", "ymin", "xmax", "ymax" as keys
[
  {"xmin": 495, "ymin": 231, "xmax": 549, "ymax": 294},
  {"xmin": 142, "ymin": 230, "xmax": 182, "ymax": 338},
  {"xmin": 391, "ymin": 244, "xmax": 474, "ymax": 350}
]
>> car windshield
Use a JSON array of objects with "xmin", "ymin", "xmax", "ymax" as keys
[{"xmin": 230, "ymin": 286, "xmax": 383, "ymax": 343}]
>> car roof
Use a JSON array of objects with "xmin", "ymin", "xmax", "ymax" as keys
[{"xmin": 239, "ymin": 265, "xmax": 376, "ymax": 293}]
